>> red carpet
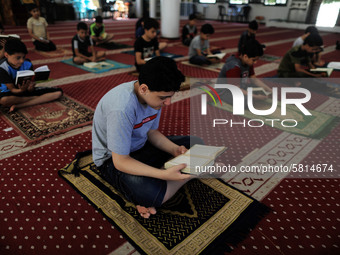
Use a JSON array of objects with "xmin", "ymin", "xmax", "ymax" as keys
[{"xmin": 0, "ymin": 18, "xmax": 339, "ymax": 255}]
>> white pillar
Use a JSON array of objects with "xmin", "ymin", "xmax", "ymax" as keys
[
  {"xmin": 150, "ymin": 0, "xmax": 157, "ymax": 18},
  {"xmin": 136, "ymin": 0, "xmax": 143, "ymax": 18},
  {"xmin": 161, "ymin": 0, "xmax": 181, "ymax": 38}
]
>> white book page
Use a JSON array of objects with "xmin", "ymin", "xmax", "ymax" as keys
[
  {"xmin": 17, "ymin": 70, "xmax": 34, "ymax": 77},
  {"xmin": 34, "ymin": 65, "xmax": 49, "ymax": 72},
  {"xmin": 166, "ymin": 154, "xmax": 211, "ymax": 168},
  {"xmin": 187, "ymin": 144, "xmax": 226, "ymax": 158},
  {"xmin": 327, "ymin": 62, "xmax": 340, "ymax": 69}
]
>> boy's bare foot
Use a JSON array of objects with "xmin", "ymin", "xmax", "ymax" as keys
[
  {"xmin": 136, "ymin": 205, "xmax": 157, "ymax": 219},
  {"xmin": 9, "ymin": 105, "xmax": 16, "ymax": 112}
]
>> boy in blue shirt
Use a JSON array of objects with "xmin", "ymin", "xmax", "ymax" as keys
[
  {"xmin": 92, "ymin": 57, "xmax": 202, "ymax": 219},
  {"xmin": 0, "ymin": 38, "xmax": 62, "ymax": 112}
]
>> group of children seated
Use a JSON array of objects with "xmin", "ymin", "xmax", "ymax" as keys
[
  {"xmin": 0, "ymin": 5, "xmax": 337, "ymax": 220},
  {"xmin": 0, "ymin": 3, "xmax": 334, "ymax": 114}
]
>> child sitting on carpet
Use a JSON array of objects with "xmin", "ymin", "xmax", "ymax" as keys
[
  {"xmin": 181, "ymin": 13, "xmax": 197, "ymax": 47},
  {"xmin": 72, "ymin": 22, "xmax": 106, "ymax": 65},
  {"xmin": 92, "ymin": 56, "xmax": 203, "ymax": 219},
  {"xmin": 0, "ymin": 38, "xmax": 62, "ymax": 112},
  {"xmin": 238, "ymin": 20, "xmax": 266, "ymax": 53},
  {"xmin": 216, "ymin": 39, "xmax": 272, "ymax": 106},
  {"xmin": 134, "ymin": 18, "xmax": 162, "ymax": 72},
  {"xmin": 292, "ymin": 26, "xmax": 325, "ymax": 67},
  {"xmin": 188, "ymin": 23, "xmax": 220, "ymax": 66},
  {"xmin": 89, "ymin": 16, "xmax": 114, "ymax": 46},
  {"xmin": 27, "ymin": 4, "xmax": 57, "ymax": 52},
  {"xmin": 278, "ymin": 33, "xmax": 326, "ymax": 78}
]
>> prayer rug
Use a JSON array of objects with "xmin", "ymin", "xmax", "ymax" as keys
[
  {"xmin": 210, "ymin": 99, "xmax": 338, "ymax": 139},
  {"xmin": 58, "ymin": 152, "xmax": 270, "ymax": 255},
  {"xmin": 121, "ymin": 50, "xmax": 183, "ymax": 59},
  {"xmin": 0, "ymin": 96, "xmax": 93, "ymax": 145},
  {"xmin": 61, "ymin": 59, "xmax": 132, "ymax": 73},
  {"xmin": 96, "ymin": 42, "xmax": 132, "ymax": 50},
  {"xmin": 35, "ymin": 48, "xmax": 73, "ymax": 58},
  {"xmin": 181, "ymin": 60, "xmax": 224, "ymax": 73},
  {"xmin": 260, "ymin": 54, "xmax": 282, "ymax": 63}
]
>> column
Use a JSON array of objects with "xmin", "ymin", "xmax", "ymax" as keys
[
  {"xmin": 160, "ymin": 0, "xmax": 181, "ymax": 38},
  {"xmin": 136, "ymin": 0, "xmax": 143, "ymax": 18},
  {"xmin": 150, "ymin": 0, "xmax": 157, "ymax": 18}
]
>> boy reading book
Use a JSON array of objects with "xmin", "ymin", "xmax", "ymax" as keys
[
  {"xmin": 92, "ymin": 57, "xmax": 203, "ymax": 219},
  {"xmin": 0, "ymin": 38, "xmax": 62, "ymax": 112},
  {"xmin": 72, "ymin": 22, "xmax": 106, "ymax": 65},
  {"xmin": 216, "ymin": 39, "xmax": 272, "ymax": 107},
  {"xmin": 27, "ymin": 4, "xmax": 56, "ymax": 52},
  {"xmin": 188, "ymin": 24, "xmax": 220, "ymax": 66},
  {"xmin": 89, "ymin": 16, "xmax": 114, "ymax": 45}
]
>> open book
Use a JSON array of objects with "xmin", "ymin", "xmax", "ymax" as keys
[
  {"xmin": 310, "ymin": 67, "xmax": 333, "ymax": 77},
  {"xmin": 83, "ymin": 61, "xmax": 112, "ymax": 69},
  {"xmin": 252, "ymin": 87, "xmax": 271, "ymax": 96},
  {"xmin": 327, "ymin": 62, "xmax": 340, "ymax": 70},
  {"xmin": 164, "ymin": 144, "xmax": 227, "ymax": 175},
  {"xmin": 207, "ymin": 52, "xmax": 226, "ymax": 60},
  {"xmin": 15, "ymin": 65, "xmax": 50, "ymax": 86},
  {"xmin": 0, "ymin": 34, "xmax": 20, "ymax": 40}
]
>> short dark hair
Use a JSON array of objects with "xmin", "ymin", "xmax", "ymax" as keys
[
  {"xmin": 240, "ymin": 39, "xmax": 263, "ymax": 58},
  {"xmin": 189, "ymin": 13, "xmax": 196, "ymax": 20},
  {"xmin": 304, "ymin": 33, "xmax": 323, "ymax": 47},
  {"xmin": 139, "ymin": 56, "xmax": 185, "ymax": 92},
  {"xmin": 95, "ymin": 16, "xmax": 103, "ymax": 24},
  {"xmin": 200, "ymin": 23, "xmax": 214, "ymax": 34},
  {"xmin": 77, "ymin": 22, "xmax": 88, "ymax": 31},
  {"xmin": 249, "ymin": 20, "xmax": 258, "ymax": 30},
  {"xmin": 143, "ymin": 18, "xmax": 159, "ymax": 30},
  {"xmin": 305, "ymin": 26, "xmax": 318, "ymax": 35},
  {"xmin": 5, "ymin": 38, "xmax": 28, "ymax": 55},
  {"xmin": 27, "ymin": 4, "xmax": 38, "ymax": 12}
]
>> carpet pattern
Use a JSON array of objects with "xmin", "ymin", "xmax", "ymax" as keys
[
  {"xmin": 1, "ymin": 19, "xmax": 339, "ymax": 255},
  {"xmin": 0, "ymin": 96, "xmax": 93, "ymax": 144},
  {"xmin": 59, "ymin": 153, "xmax": 269, "ymax": 255}
]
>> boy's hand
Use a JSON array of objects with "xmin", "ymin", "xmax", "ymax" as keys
[
  {"xmin": 173, "ymin": 145, "xmax": 187, "ymax": 157},
  {"xmin": 253, "ymin": 94, "xmax": 268, "ymax": 100},
  {"xmin": 163, "ymin": 164, "xmax": 191, "ymax": 181},
  {"xmin": 19, "ymin": 80, "xmax": 31, "ymax": 92},
  {"xmin": 91, "ymin": 55, "xmax": 96, "ymax": 62},
  {"xmin": 27, "ymin": 81, "xmax": 36, "ymax": 92}
]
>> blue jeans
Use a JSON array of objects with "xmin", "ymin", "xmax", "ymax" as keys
[{"xmin": 98, "ymin": 136, "xmax": 204, "ymax": 207}]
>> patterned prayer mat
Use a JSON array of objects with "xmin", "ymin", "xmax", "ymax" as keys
[
  {"xmin": 58, "ymin": 153, "xmax": 270, "ymax": 255},
  {"xmin": 122, "ymin": 50, "xmax": 183, "ymax": 59},
  {"xmin": 260, "ymin": 54, "xmax": 282, "ymax": 63},
  {"xmin": 61, "ymin": 59, "xmax": 132, "ymax": 73},
  {"xmin": 35, "ymin": 48, "xmax": 73, "ymax": 58},
  {"xmin": 210, "ymin": 99, "xmax": 338, "ymax": 139},
  {"xmin": 181, "ymin": 60, "xmax": 224, "ymax": 73},
  {"xmin": 0, "ymin": 96, "xmax": 93, "ymax": 144}
]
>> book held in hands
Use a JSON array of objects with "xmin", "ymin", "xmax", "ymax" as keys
[
  {"xmin": 164, "ymin": 144, "xmax": 227, "ymax": 175},
  {"xmin": 207, "ymin": 52, "xmax": 226, "ymax": 60},
  {"xmin": 15, "ymin": 65, "xmax": 50, "ymax": 86},
  {"xmin": 251, "ymin": 87, "xmax": 272, "ymax": 96},
  {"xmin": 310, "ymin": 67, "xmax": 333, "ymax": 77}
]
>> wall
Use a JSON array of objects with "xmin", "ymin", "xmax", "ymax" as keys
[
  {"xmin": 248, "ymin": 3, "xmax": 291, "ymax": 22},
  {"xmin": 195, "ymin": 3, "xmax": 227, "ymax": 20}
]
